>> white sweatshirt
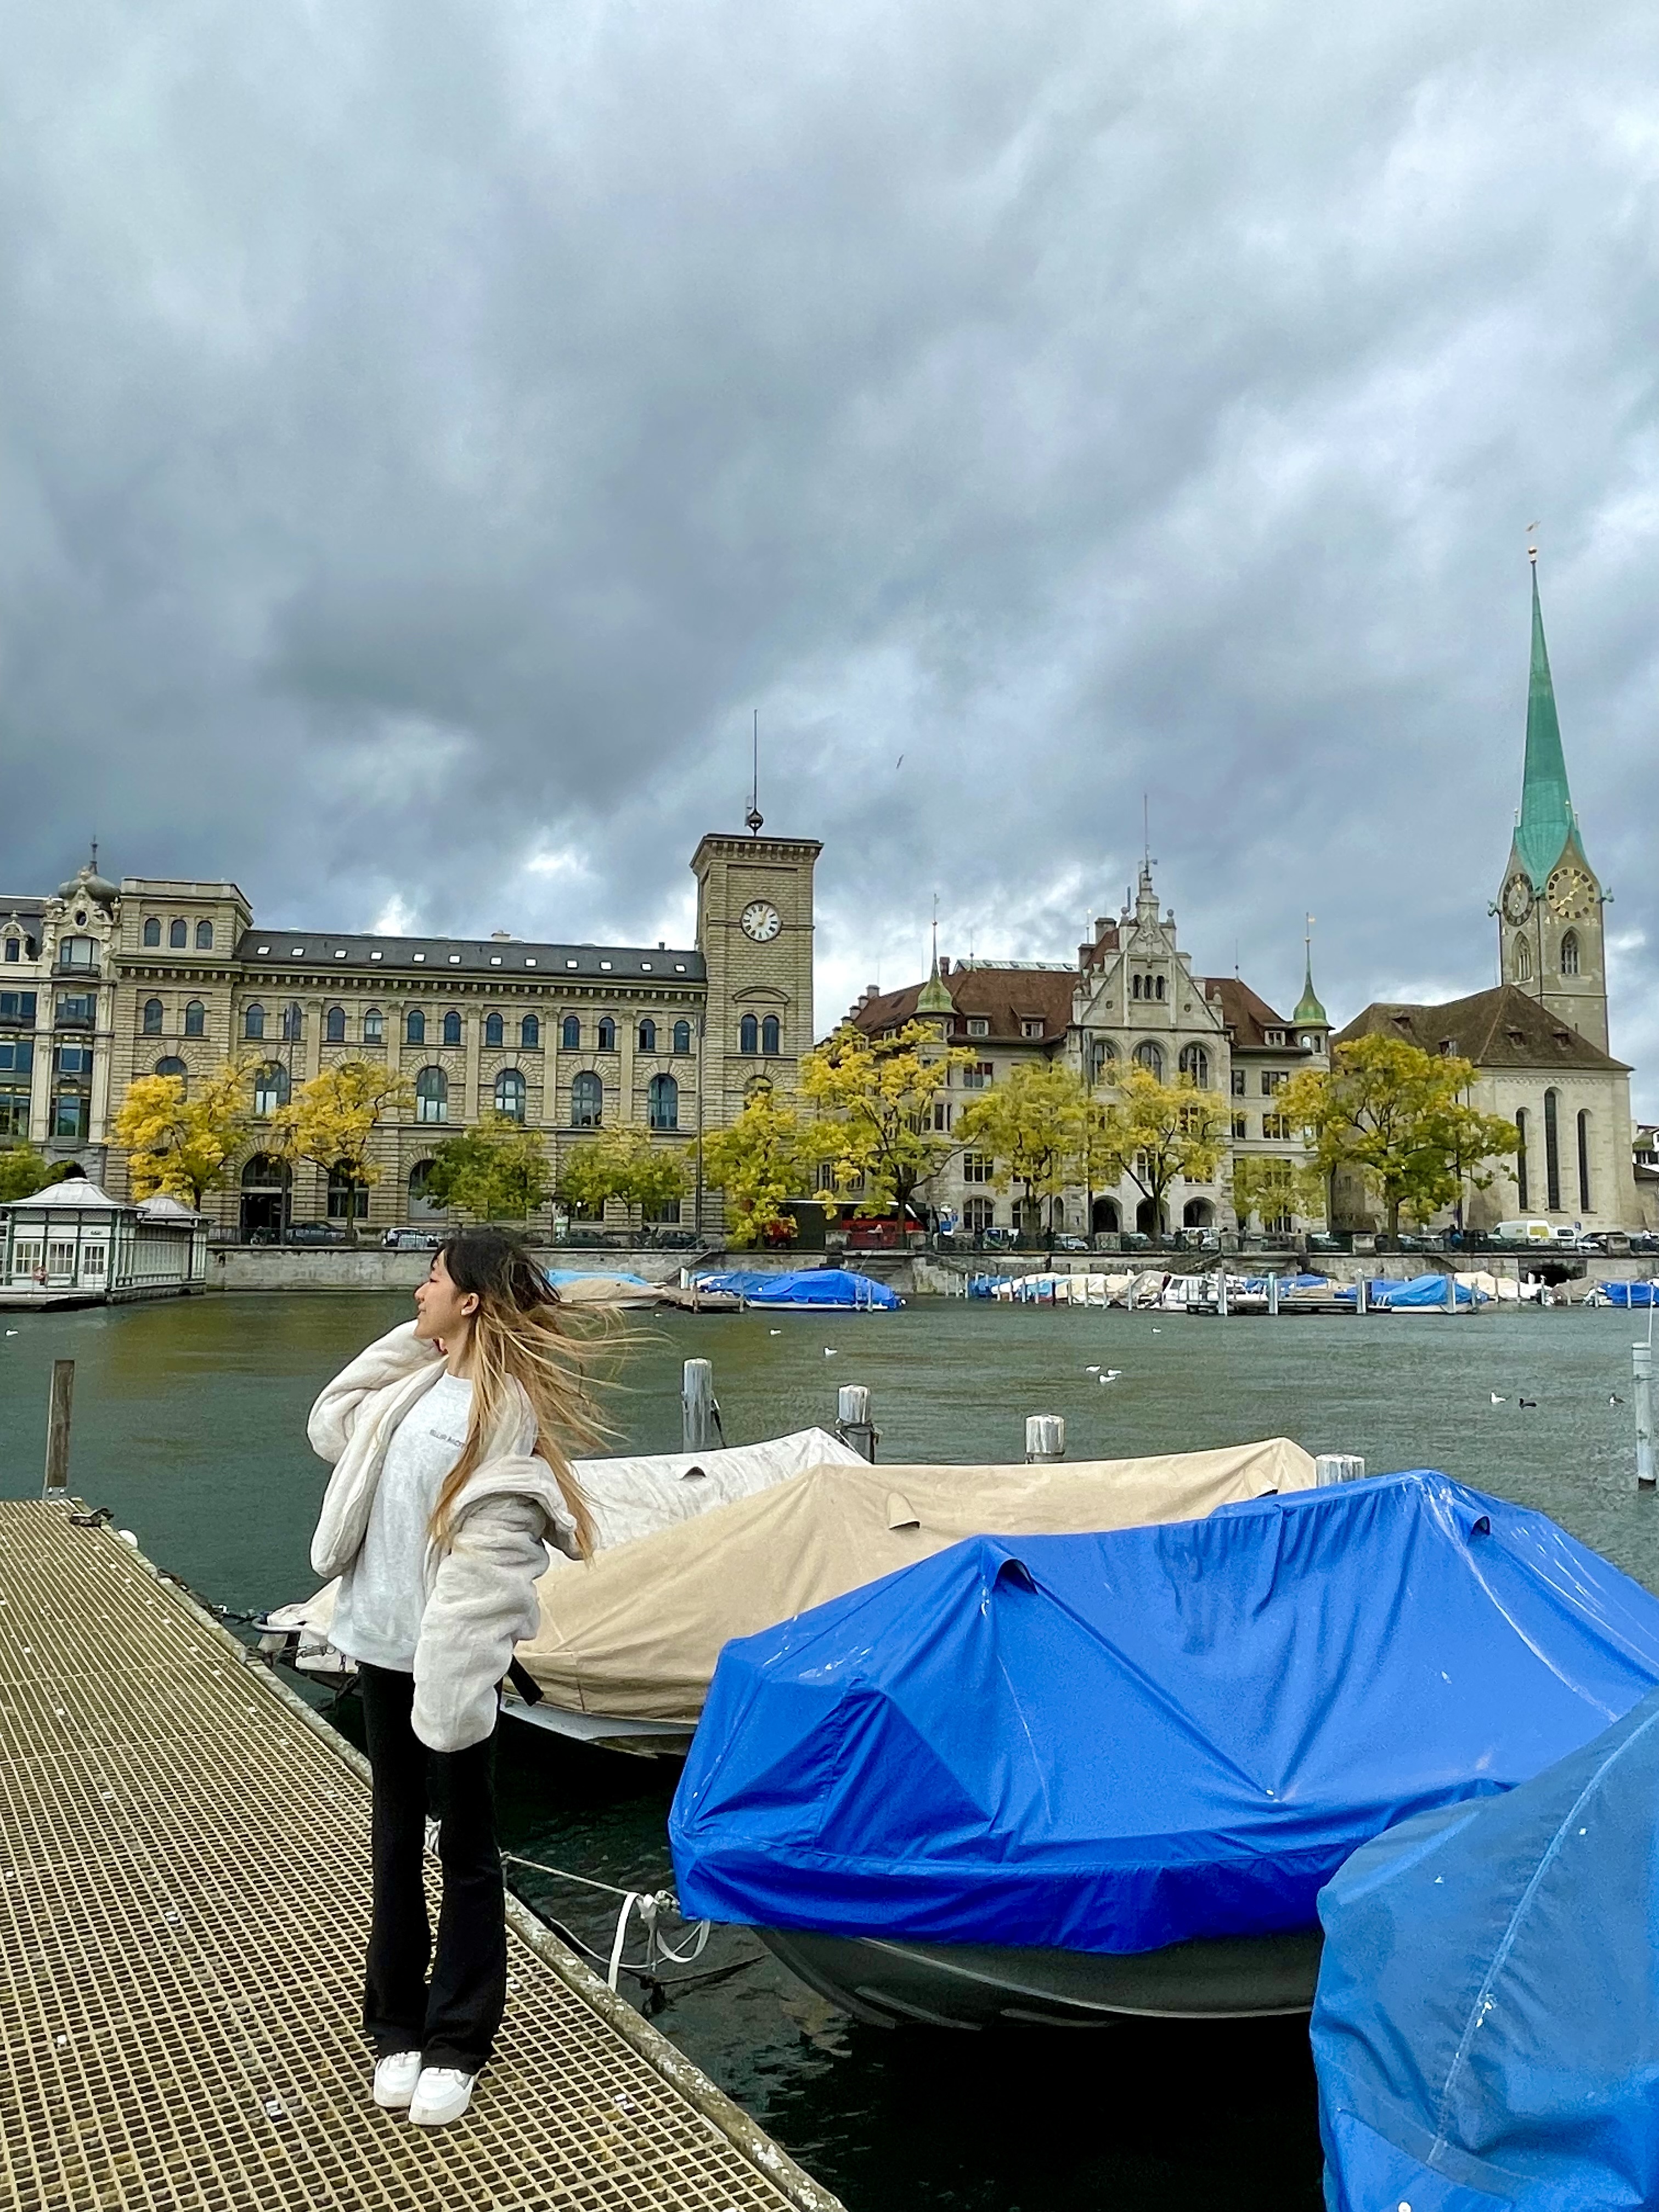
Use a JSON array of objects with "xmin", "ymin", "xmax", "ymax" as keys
[{"xmin": 307, "ymin": 1321, "xmax": 581, "ymax": 1752}]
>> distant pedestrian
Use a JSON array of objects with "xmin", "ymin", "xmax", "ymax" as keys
[{"xmin": 306, "ymin": 1230, "xmax": 601, "ymax": 2127}]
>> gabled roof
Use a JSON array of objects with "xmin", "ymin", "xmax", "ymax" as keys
[
  {"xmin": 844, "ymin": 964, "xmax": 1077, "ymax": 1047},
  {"xmin": 1335, "ymin": 985, "xmax": 1628, "ymax": 1073},
  {"xmin": 1197, "ymin": 977, "xmax": 1296, "ymax": 1051},
  {"xmin": 234, "ymin": 930, "xmax": 704, "ymax": 985}
]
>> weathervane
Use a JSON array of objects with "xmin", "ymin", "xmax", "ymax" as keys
[
  {"xmin": 746, "ymin": 709, "xmax": 764, "ymax": 835},
  {"xmin": 1527, "ymin": 521, "xmax": 1539, "ymax": 567}
]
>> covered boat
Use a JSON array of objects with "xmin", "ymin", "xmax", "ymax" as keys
[
  {"xmin": 1314, "ymin": 1685, "xmax": 1659, "ymax": 2211},
  {"xmin": 691, "ymin": 1266, "xmax": 902, "ymax": 1310},
  {"xmin": 669, "ymin": 1471, "xmax": 1659, "ymax": 2027},
  {"xmin": 514, "ymin": 1437, "xmax": 1318, "ymax": 1750}
]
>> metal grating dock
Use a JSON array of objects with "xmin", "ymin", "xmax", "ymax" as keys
[{"xmin": 0, "ymin": 1502, "xmax": 839, "ymax": 2212}]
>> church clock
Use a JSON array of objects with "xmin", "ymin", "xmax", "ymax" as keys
[
  {"xmin": 1500, "ymin": 873, "xmax": 1534, "ymax": 926},
  {"xmin": 1545, "ymin": 864, "xmax": 1596, "ymax": 921}
]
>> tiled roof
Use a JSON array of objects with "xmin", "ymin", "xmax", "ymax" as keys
[
  {"xmin": 1197, "ymin": 976, "xmax": 1297, "ymax": 1050},
  {"xmin": 845, "ymin": 964, "xmax": 1077, "ymax": 1047},
  {"xmin": 233, "ymin": 931, "xmax": 705, "ymax": 984},
  {"xmin": 1335, "ymin": 985, "xmax": 1628, "ymax": 1073}
]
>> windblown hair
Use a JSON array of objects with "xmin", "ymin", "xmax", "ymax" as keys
[{"xmin": 426, "ymin": 1229, "xmax": 605, "ymax": 1558}]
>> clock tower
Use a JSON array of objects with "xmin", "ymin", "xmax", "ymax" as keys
[
  {"xmin": 1494, "ymin": 559, "xmax": 1609, "ymax": 1053},
  {"xmin": 691, "ymin": 823, "xmax": 822, "ymax": 1141}
]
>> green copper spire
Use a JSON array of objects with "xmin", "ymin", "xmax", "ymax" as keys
[
  {"xmin": 1514, "ymin": 560, "xmax": 1576, "ymax": 890},
  {"xmin": 1292, "ymin": 916, "xmax": 1327, "ymax": 1025},
  {"xmin": 916, "ymin": 953, "xmax": 952, "ymax": 1016}
]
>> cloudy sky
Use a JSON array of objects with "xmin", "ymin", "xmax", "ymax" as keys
[{"xmin": 3, "ymin": 1, "xmax": 1656, "ymax": 1102}]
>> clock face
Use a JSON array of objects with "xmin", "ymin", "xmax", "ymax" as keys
[
  {"xmin": 1500, "ymin": 873, "xmax": 1534, "ymax": 926},
  {"xmin": 740, "ymin": 900, "xmax": 782, "ymax": 944},
  {"xmin": 1546, "ymin": 864, "xmax": 1596, "ymax": 922}
]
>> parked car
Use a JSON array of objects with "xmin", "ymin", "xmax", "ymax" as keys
[
  {"xmin": 383, "ymin": 1226, "xmax": 443, "ymax": 1250},
  {"xmin": 1052, "ymin": 1234, "xmax": 1092, "ymax": 1251},
  {"xmin": 285, "ymin": 1220, "xmax": 347, "ymax": 1246}
]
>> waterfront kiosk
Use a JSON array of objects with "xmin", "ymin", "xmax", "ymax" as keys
[{"xmin": 0, "ymin": 1181, "xmax": 208, "ymax": 1305}]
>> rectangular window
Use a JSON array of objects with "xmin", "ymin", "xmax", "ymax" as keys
[
  {"xmin": 1231, "ymin": 1114, "xmax": 1249, "ymax": 1139},
  {"xmin": 0, "ymin": 1040, "xmax": 32, "ymax": 1074},
  {"xmin": 1020, "ymin": 1019, "xmax": 1043, "ymax": 1038},
  {"xmin": 932, "ymin": 1101, "xmax": 951, "ymax": 1132},
  {"xmin": 54, "ymin": 1092, "xmax": 89, "ymax": 1140},
  {"xmin": 55, "ymin": 994, "xmax": 95, "ymax": 1024},
  {"xmin": 1231, "ymin": 1068, "xmax": 1245, "ymax": 1097},
  {"xmin": 962, "ymin": 1152, "xmax": 995, "ymax": 1184},
  {"xmin": 961, "ymin": 1060, "xmax": 994, "ymax": 1091},
  {"xmin": 0, "ymin": 1086, "xmax": 30, "ymax": 1137},
  {"xmin": 47, "ymin": 1240, "xmax": 76, "ymax": 1276},
  {"xmin": 1261, "ymin": 1070, "xmax": 1286, "ymax": 1096},
  {"xmin": 0, "ymin": 991, "xmax": 37, "ymax": 1023},
  {"xmin": 12, "ymin": 1237, "xmax": 42, "ymax": 1277},
  {"xmin": 80, "ymin": 1243, "xmax": 107, "ymax": 1280},
  {"xmin": 967, "ymin": 1017, "xmax": 990, "ymax": 1037},
  {"xmin": 1262, "ymin": 1113, "xmax": 1292, "ymax": 1141},
  {"xmin": 55, "ymin": 1046, "xmax": 92, "ymax": 1076}
]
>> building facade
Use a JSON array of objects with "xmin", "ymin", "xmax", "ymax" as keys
[
  {"xmin": 846, "ymin": 865, "xmax": 1329, "ymax": 1237},
  {"xmin": 0, "ymin": 828, "xmax": 820, "ymax": 1238}
]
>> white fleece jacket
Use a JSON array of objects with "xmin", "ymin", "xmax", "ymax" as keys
[{"xmin": 307, "ymin": 1320, "xmax": 580, "ymax": 1753}]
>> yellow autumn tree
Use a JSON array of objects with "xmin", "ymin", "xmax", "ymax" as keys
[
  {"xmin": 112, "ymin": 1056, "xmax": 256, "ymax": 1207},
  {"xmin": 555, "ymin": 1126, "xmax": 686, "ymax": 1232},
  {"xmin": 699, "ymin": 1082, "xmax": 815, "ymax": 1247},
  {"xmin": 1091, "ymin": 1066, "xmax": 1228, "ymax": 1238},
  {"xmin": 955, "ymin": 1062, "xmax": 1088, "ymax": 1235},
  {"xmin": 269, "ymin": 1059, "xmax": 415, "ymax": 1243},
  {"xmin": 799, "ymin": 1020, "xmax": 970, "ymax": 1223}
]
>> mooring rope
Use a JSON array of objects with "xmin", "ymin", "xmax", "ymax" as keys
[{"xmin": 502, "ymin": 1850, "xmax": 733, "ymax": 1996}]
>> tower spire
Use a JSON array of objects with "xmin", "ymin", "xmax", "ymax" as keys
[
  {"xmin": 917, "ymin": 892, "xmax": 953, "ymax": 1017},
  {"xmin": 1293, "ymin": 912, "xmax": 1327, "ymax": 1025},
  {"xmin": 1514, "ymin": 554, "xmax": 1575, "ymax": 890},
  {"xmin": 746, "ymin": 709, "xmax": 764, "ymax": 835}
]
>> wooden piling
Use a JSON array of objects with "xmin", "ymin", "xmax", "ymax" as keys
[
  {"xmin": 834, "ymin": 1384, "xmax": 878, "ymax": 1463},
  {"xmin": 1635, "ymin": 1344, "xmax": 1655, "ymax": 1491},
  {"xmin": 42, "ymin": 1359, "xmax": 74, "ymax": 1497},
  {"xmin": 1025, "ymin": 1414, "xmax": 1065, "ymax": 1463},
  {"xmin": 681, "ymin": 1357, "xmax": 716, "ymax": 1451}
]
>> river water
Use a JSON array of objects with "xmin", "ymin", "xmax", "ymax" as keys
[{"xmin": 3, "ymin": 1291, "xmax": 1655, "ymax": 2210}]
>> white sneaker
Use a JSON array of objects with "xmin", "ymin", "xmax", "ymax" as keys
[
  {"xmin": 408, "ymin": 2066, "xmax": 475, "ymax": 2127},
  {"xmin": 372, "ymin": 2050, "xmax": 422, "ymax": 2109}
]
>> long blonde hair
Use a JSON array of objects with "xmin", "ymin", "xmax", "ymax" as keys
[{"xmin": 427, "ymin": 1230, "xmax": 606, "ymax": 1557}]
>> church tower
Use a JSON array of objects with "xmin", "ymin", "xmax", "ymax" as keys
[{"xmin": 1494, "ymin": 557, "xmax": 1609, "ymax": 1053}]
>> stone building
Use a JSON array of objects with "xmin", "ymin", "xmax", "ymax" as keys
[
  {"xmin": 1336, "ymin": 563, "xmax": 1637, "ymax": 1233},
  {"xmin": 0, "ymin": 826, "xmax": 819, "ymax": 1238},
  {"xmin": 845, "ymin": 867, "xmax": 1329, "ymax": 1236}
]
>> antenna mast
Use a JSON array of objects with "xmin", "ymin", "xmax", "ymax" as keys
[{"xmin": 746, "ymin": 709, "xmax": 764, "ymax": 834}]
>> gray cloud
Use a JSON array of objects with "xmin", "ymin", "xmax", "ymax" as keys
[{"xmin": 2, "ymin": 0, "xmax": 1656, "ymax": 1099}]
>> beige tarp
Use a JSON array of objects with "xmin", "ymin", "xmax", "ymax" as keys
[{"xmin": 516, "ymin": 1435, "xmax": 1318, "ymax": 1722}]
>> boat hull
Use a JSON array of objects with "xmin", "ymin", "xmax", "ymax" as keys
[{"xmin": 755, "ymin": 1923, "xmax": 1323, "ymax": 2030}]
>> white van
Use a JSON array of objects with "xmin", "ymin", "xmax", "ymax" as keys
[{"xmin": 1492, "ymin": 1219, "xmax": 1556, "ymax": 1245}]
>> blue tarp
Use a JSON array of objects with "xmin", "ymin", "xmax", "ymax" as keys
[
  {"xmin": 545, "ymin": 1267, "xmax": 650, "ymax": 1287},
  {"xmin": 670, "ymin": 1472, "xmax": 1659, "ymax": 1957},
  {"xmin": 1330, "ymin": 1274, "xmax": 1485, "ymax": 1308},
  {"xmin": 1314, "ymin": 1686, "xmax": 1659, "ymax": 2212},
  {"xmin": 695, "ymin": 1267, "xmax": 902, "ymax": 1308},
  {"xmin": 1601, "ymin": 1279, "xmax": 1659, "ymax": 1307}
]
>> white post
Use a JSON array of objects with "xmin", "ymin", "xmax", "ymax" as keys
[
  {"xmin": 1315, "ymin": 1453, "xmax": 1367, "ymax": 1485},
  {"xmin": 836, "ymin": 1383, "xmax": 878, "ymax": 1463},
  {"xmin": 1216, "ymin": 1268, "xmax": 1229, "ymax": 1318},
  {"xmin": 1025, "ymin": 1414, "xmax": 1065, "ymax": 1463},
  {"xmin": 1268, "ymin": 1272, "xmax": 1279, "ymax": 1318},
  {"xmin": 1446, "ymin": 1271, "xmax": 1456, "ymax": 1314},
  {"xmin": 1356, "ymin": 1276, "xmax": 1368, "ymax": 1316},
  {"xmin": 1635, "ymin": 1344, "xmax": 1655, "ymax": 1492},
  {"xmin": 682, "ymin": 1358, "xmax": 716, "ymax": 1451}
]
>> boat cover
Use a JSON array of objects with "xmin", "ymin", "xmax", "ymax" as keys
[
  {"xmin": 693, "ymin": 1267, "xmax": 902, "ymax": 1308},
  {"xmin": 1313, "ymin": 1685, "xmax": 1659, "ymax": 2211},
  {"xmin": 669, "ymin": 1471, "xmax": 1659, "ymax": 1955},
  {"xmin": 516, "ymin": 1436, "xmax": 1317, "ymax": 1719},
  {"xmin": 1601, "ymin": 1279, "xmax": 1659, "ymax": 1306}
]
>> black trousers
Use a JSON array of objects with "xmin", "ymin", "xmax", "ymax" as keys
[{"xmin": 358, "ymin": 1662, "xmax": 506, "ymax": 2074}]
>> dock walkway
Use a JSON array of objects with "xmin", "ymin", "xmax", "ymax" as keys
[{"xmin": 0, "ymin": 1500, "xmax": 840, "ymax": 2212}]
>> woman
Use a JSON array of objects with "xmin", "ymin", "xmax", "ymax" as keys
[{"xmin": 307, "ymin": 1229, "xmax": 600, "ymax": 2128}]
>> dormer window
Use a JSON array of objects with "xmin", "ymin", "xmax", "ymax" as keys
[
  {"xmin": 967, "ymin": 1017, "xmax": 990, "ymax": 1037},
  {"xmin": 1021, "ymin": 1019, "xmax": 1043, "ymax": 1039},
  {"xmin": 1264, "ymin": 1029, "xmax": 1285, "ymax": 1047}
]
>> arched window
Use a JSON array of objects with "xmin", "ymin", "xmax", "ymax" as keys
[
  {"xmin": 1134, "ymin": 1040, "xmax": 1164, "ymax": 1079},
  {"xmin": 442, "ymin": 1009, "xmax": 462, "ymax": 1047},
  {"xmin": 1091, "ymin": 1196, "xmax": 1120, "ymax": 1234},
  {"xmin": 195, "ymin": 919, "xmax": 213, "ymax": 950},
  {"xmin": 1090, "ymin": 1038, "xmax": 1118, "ymax": 1082},
  {"xmin": 244, "ymin": 1002, "xmax": 266, "ymax": 1041},
  {"xmin": 363, "ymin": 1008, "xmax": 384, "ymax": 1044},
  {"xmin": 739, "ymin": 1014, "xmax": 759, "ymax": 1054},
  {"xmin": 324, "ymin": 1005, "xmax": 346, "ymax": 1043},
  {"xmin": 1182, "ymin": 1198, "xmax": 1215, "ymax": 1228},
  {"xmin": 405, "ymin": 1008, "xmax": 426, "ymax": 1045},
  {"xmin": 1515, "ymin": 935, "xmax": 1533, "ymax": 980},
  {"xmin": 281, "ymin": 1002, "xmax": 303, "ymax": 1042},
  {"xmin": 59, "ymin": 935, "xmax": 97, "ymax": 968},
  {"xmin": 761, "ymin": 1015, "xmax": 780, "ymax": 1056},
  {"xmin": 239, "ymin": 1152, "xmax": 290, "ymax": 1238},
  {"xmin": 1155, "ymin": 975, "xmax": 1165, "ymax": 1001},
  {"xmin": 673, "ymin": 1019, "xmax": 692, "ymax": 1055},
  {"xmin": 155, "ymin": 1056, "xmax": 187, "ymax": 1084},
  {"xmin": 408, "ymin": 1160, "xmax": 442, "ymax": 1221},
  {"xmin": 1178, "ymin": 1043, "xmax": 1210, "ymax": 1088},
  {"xmin": 1515, "ymin": 1108, "xmax": 1529, "ymax": 1211},
  {"xmin": 415, "ymin": 1067, "xmax": 448, "ymax": 1123},
  {"xmin": 1543, "ymin": 1088, "xmax": 1561, "ymax": 1211},
  {"xmin": 647, "ymin": 1072, "xmax": 679, "ymax": 1131},
  {"xmin": 638, "ymin": 1018, "xmax": 657, "ymax": 1052},
  {"xmin": 571, "ymin": 1070, "xmax": 602, "ymax": 1127},
  {"xmin": 142, "ymin": 916, "xmax": 161, "ymax": 946},
  {"xmin": 142, "ymin": 997, "xmax": 163, "ymax": 1035},
  {"xmin": 597, "ymin": 1015, "xmax": 616, "ymax": 1052},
  {"xmin": 184, "ymin": 1000, "xmax": 205, "ymax": 1037},
  {"xmin": 561, "ymin": 1014, "xmax": 580, "ymax": 1050},
  {"xmin": 965, "ymin": 1195, "xmax": 996, "ymax": 1234},
  {"xmin": 1132, "ymin": 973, "xmax": 1142, "ymax": 1000},
  {"xmin": 169, "ymin": 919, "xmax": 187, "ymax": 949},
  {"xmin": 521, "ymin": 1013, "xmax": 541, "ymax": 1049},
  {"xmin": 1560, "ymin": 930, "xmax": 1580, "ymax": 977},
  {"xmin": 494, "ymin": 1068, "xmax": 526, "ymax": 1121},
  {"xmin": 1577, "ymin": 1109, "xmax": 1592, "ymax": 1212},
  {"xmin": 327, "ymin": 1163, "xmax": 369, "ymax": 1220},
  {"xmin": 253, "ymin": 1062, "xmax": 290, "ymax": 1116},
  {"xmin": 484, "ymin": 1012, "xmax": 504, "ymax": 1048}
]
